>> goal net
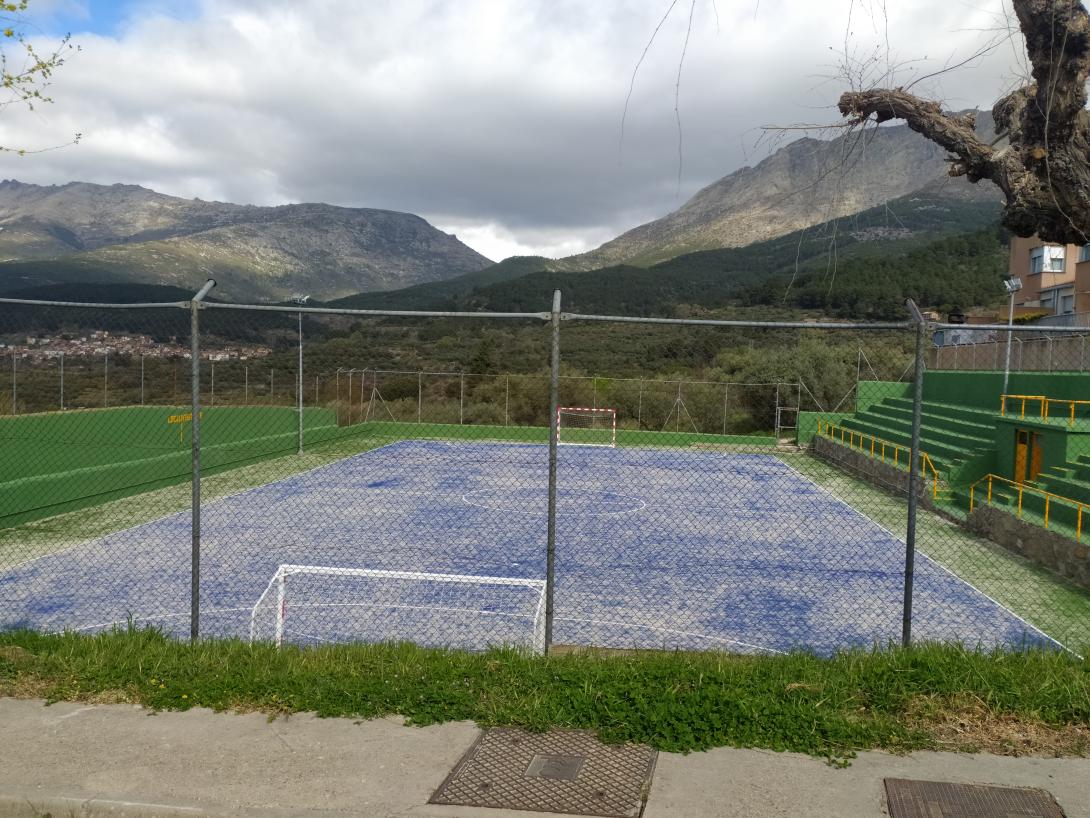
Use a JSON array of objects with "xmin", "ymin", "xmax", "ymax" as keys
[
  {"xmin": 556, "ymin": 407, "xmax": 617, "ymax": 447},
  {"xmin": 249, "ymin": 564, "xmax": 546, "ymax": 654}
]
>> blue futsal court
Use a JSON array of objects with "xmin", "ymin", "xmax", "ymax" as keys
[{"xmin": 0, "ymin": 440, "xmax": 1061, "ymax": 654}]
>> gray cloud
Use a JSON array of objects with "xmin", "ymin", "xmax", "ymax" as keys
[{"xmin": 2, "ymin": 0, "xmax": 1026, "ymax": 260}]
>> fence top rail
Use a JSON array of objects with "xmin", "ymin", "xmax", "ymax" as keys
[
  {"xmin": 0, "ymin": 297, "xmax": 190, "ymax": 309},
  {"xmin": 561, "ymin": 312, "xmax": 912, "ymax": 331},
  {"xmin": 932, "ymin": 321, "xmax": 1090, "ymax": 334},
  {"xmin": 357, "ymin": 367, "xmax": 797, "ymax": 388},
  {"xmin": 201, "ymin": 302, "xmax": 550, "ymax": 321}
]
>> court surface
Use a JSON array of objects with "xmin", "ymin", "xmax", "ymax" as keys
[{"xmin": 0, "ymin": 439, "xmax": 1060, "ymax": 654}]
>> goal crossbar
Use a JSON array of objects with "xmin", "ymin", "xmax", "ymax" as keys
[
  {"xmin": 249, "ymin": 564, "xmax": 547, "ymax": 653},
  {"xmin": 556, "ymin": 406, "xmax": 617, "ymax": 448}
]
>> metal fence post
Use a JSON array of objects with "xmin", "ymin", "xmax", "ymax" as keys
[
  {"xmin": 545, "ymin": 289, "xmax": 562, "ymax": 654},
  {"xmin": 210, "ymin": 362, "xmax": 215, "ymax": 408},
  {"xmin": 244, "ymin": 365, "xmax": 249, "ymax": 404},
  {"xmin": 297, "ymin": 305, "xmax": 305, "ymax": 454},
  {"xmin": 903, "ymin": 299, "xmax": 926, "ymax": 648},
  {"xmin": 59, "ymin": 352, "xmax": 64, "ymax": 411},
  {"xmin": 140, "ymin": 354, "xmax": 145, "ymax": 405},
  {"xmin": 10, "ymin": 350, "xmax": 15, "ymax": 415},
  {"xmin": 103, "ymin": 350, "xmax": 109, "ymax": 408},
  {"xmin": 459, "ymin": 372, "xmax": 465, "ymax": 425},
  {"xmin": 418, "ymin": 372, "xmax": 423, "ymax": 423},
  {"xmin": 189, "ymin": 279, "xmax": 216, "ymax": 642}
]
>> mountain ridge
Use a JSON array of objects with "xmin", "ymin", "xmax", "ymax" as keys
[
  {"xmin": 0, "ymin": 180, "xmax": 493, "ymax": 301},
  {"xmin": 562, "ymin": 113, "xmax": 1002, "ymax": 270}
]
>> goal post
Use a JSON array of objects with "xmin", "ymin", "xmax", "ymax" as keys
[
  {"xmin": 556, "ymin": 406, "xmax": 617, "ymax": 447},
  {"xmin": 249, "ymin": 564, "xmax": 546, "ymax": 654}
]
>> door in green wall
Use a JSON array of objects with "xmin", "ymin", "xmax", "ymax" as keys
[{"xmin": 1013, "ymin": 429, "xmax": 1044, "ymax": 484}]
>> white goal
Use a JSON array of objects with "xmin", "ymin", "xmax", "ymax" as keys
[
  {"xmin": 556, "ymin": 406, "xmax": 617, "ymax": 447},
  {"xmin": 249, "ymin": 564, "xmax": 546, "ymax": 654}
]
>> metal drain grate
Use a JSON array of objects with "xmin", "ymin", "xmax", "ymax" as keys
[
  {"xmin": 430, "ymin": 727, "xmax": 657, "ymax": 817},
  {"xmin": 884, "ymin": 778, "xmax": 1066, "ymax": 818}
]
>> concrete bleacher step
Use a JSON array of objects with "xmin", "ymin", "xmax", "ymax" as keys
[
  {"xmin": 868, "ymin": 402, "xmax": 995, "ymax": 441},
  {"xmin": 1031, "ymin": 474, "xmax": 1090, "ymax": 506},
  {"xmin": 885, "ymin": 398, "xmax": 1000, "ymax": 427},
  {"xmin": 861, "ymin": 409, "xmax": 992, "ymax": 450},
  {"xmin": 840, "ymin": 415, "xmax": 981, "ymax": 466}
]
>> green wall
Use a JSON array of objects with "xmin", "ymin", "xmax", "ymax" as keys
[
  {"xmin": 796, "ymin": 412, "xmax": 851, "ymax": 446},
  {"xmin": 924, "ymin": 371, "xmax": 1090, "ymax": 411},
  {"xmin": 0, "ymin": 406, "xmax": 342, "ymax": 528},
  {"xmin": 856, "ymin": 381, "xmax": 912, "ymax": 412}
]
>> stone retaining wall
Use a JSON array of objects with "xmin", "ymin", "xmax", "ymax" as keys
[
  {"xmin": 966, "ymin": 505, "xmax": 1090, "ymax": 590},
  {"xmin": 810, "ymin": 434, "xmax": 934, "ymax": 509}
]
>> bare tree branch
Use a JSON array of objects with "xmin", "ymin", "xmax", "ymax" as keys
[{"xmin": 838, "ymin": 0, "xmax": 1090, "ymax": 245}]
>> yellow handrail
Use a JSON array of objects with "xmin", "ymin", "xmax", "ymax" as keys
[
  {"xmin": 969, "ymin": 472, "xmax": 1088, "ymax": 540},
  {"xmin": 1000, "ymin": 393, "xmax": 1090, "ymax": 426},
  {"xmin": 816, "ymin": 420, "xmax": 944, "ymax": 499}
]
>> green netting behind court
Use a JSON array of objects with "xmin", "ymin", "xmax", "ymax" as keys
[
  {"xmin": 0, "ymin": 406, "xmax": 341, "ymax": 527},
  {"xmin": 0, "ymin": 408, "xmax": 776, "ymax": 529}
]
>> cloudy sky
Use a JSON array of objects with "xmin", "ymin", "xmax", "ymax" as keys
[{"xmin": 1, "ymin": 0, "xmax": 1028, "ymax": 261}]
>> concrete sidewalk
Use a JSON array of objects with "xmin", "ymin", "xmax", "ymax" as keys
[{"xmin": 1, "ymin": 697, "xmax": 1088, "ymax": 818}]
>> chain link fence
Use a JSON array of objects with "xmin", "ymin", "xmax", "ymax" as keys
[{"xmin": 1, "ymin": 285, "xmax": 1088, "ymax": 656}]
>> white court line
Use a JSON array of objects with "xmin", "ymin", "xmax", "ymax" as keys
[{"xmin": 773, "ymin": 456, "xmax": 1075, "ymax": 656}]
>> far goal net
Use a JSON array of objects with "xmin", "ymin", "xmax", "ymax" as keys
[
  {"xmin": 249, "ymin": 564, "xmax": 546, "ymax": 654},
  {"xmin": 556, "ymin": 407, "xmax": 617, "ymax": 447}
]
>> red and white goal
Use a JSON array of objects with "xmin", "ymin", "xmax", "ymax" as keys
[{"xmin": 556, "ymin": 407, "xmax": 617, "ymax": 448}]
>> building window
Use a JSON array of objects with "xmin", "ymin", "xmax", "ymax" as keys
[
  {"xmin": 1061, "ymin": 293, "xmax": 1075, "ymax": 314},
  {"xmin": 1080, "ymin": 245, "xmax": 1090, "ymax": 263},
  {"xmin": 1030, "ymin": 245, "xmax": 1066, "ymax": 273}
]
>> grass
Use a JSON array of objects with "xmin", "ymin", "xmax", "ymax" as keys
[
  {"xmin": 2, "ymin": 628, "xmax": 1089, "ymax": 761},
  {"xmin": 783, "ymin": 452, "xmax": 1090, "ymax": 655}
]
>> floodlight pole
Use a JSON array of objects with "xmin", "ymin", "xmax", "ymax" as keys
[
  {"xmin": 903, "ymin": 299, "xmax": 926, "ymax": 648},
  {"xmin": 545, "ymin": 289, "xmax": 561, "ymax": 654},
  {"xmin": 1002, "ymin": 286, "xmax": 1016, "ymax": 395},
  {"xmin": 189, "ymin": 278, "xmax": 216, "ymax": 642}
]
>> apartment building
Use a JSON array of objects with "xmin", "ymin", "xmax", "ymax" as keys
[{"xmin": 1008, "ymin": 234, "xmax": 1090, "ymax": 320}]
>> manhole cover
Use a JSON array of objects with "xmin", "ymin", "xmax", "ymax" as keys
[
  {"xmin": 430, "ymin": 727, "xmax": 657, "ymax": 817},
  {"xmin": 884, "ymin": 778, "xmax": 1066, "ymax": 818}
]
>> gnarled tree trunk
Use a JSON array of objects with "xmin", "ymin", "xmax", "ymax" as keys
[{"xmin": 838, "ymin": 0, "xmax": 1090, "ymax": 245}]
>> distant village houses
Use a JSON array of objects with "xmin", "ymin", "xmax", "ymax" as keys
[{"xmin": 0, "ymin": 330, "xmax": 271, "ymax": 362}]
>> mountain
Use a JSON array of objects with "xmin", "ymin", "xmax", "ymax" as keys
[
  {"xmin": 0, "ymin": 180, "xmax": 493, "ymax": 301},
  {"xmin": 316, "ymin": 180, "xmax": 1003, "ymax": 317},
  {"xmin": 563, "ymin": 113, "xmax": 1002, "ymax": 269}
]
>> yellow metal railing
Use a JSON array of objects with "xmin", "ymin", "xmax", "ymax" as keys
[
  {"xmin": 1000, "ymin": 393, "xmax": 1090, "ymax": 427},
  {"xmin": 969, "ymin": 473, "xmax": 1089, "ymax": 540},
  {"xmin": 816, "ymin": 421, "xmax": 944, "ymax": 499}
]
